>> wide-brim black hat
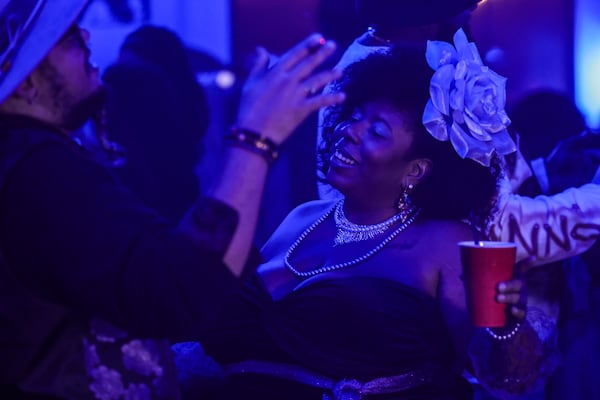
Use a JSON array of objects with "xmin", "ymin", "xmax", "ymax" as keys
[{"xmin": 0, "ymin": 0, "xmax": 90, "ymax": 103}]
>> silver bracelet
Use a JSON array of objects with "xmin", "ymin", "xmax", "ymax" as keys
[{"xmin": 485, "ymin": 322, "xmax": 521, "ymax": 340}]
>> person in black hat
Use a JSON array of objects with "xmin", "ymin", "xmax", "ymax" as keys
[{"xmin": 0, "ymin": 0, "xmax": 345, "ymax": 398}]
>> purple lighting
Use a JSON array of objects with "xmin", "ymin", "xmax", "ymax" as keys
[{"xmin": 575, "ymin": 0, "xmax": 600, "ymax": 128}]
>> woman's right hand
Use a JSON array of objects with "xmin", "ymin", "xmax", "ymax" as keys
[{"xmin": 235, "ymin": 33, "xmax": 346, "ymax": 145}]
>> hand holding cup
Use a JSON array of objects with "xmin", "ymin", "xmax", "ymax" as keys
[
  {"xmin": 459, "ymin": 241, "xmax": 523, "ymax": 327},
  {"xmin": 495, "ymin": 272, "xmax": 528, "ymax": 321}
]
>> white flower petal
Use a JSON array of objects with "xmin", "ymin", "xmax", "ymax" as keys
[
  {"xmin": 449, "ymin": 122, "xmax": 470, "ymax": 159},
  {"xmin": 452, "ymin": 109, "xmax": 465, "ymax": 124},
  {"xmin": 430, "ymin": 65, "xmax": 454, "ymax": 115},
  {"xmin": 455, "ymin": 60, "xmax": 467, "ymax": 81},
  {"xmin": 423, "ymin": 28, "xmax": 512, "ymax": 167},
  {"xmin": 466, "ymin": 42, "xmax": 483, "ymax": 65},
  {"xmin": 488, "ymin": 70, "xmax": 508, "ymax": 108},
  {"xmin": 423, "ymin": 100, "xmax": 450, "ymax": 141},
  {"xmin": 426, "ymin": 40, "xmax": 458, "ymax": 70},
  {"xmin": 498, "ymin": 110, "xmax": 511, "ymax": 126},
  {"xmin": 480, "ymin": 116, "xmax": 506, "ymax": 134},
  {"xmin": 453, "ymin": 29, "xmax": 469, "ymax": 53},
  {"xmin": 491, "ymin": 129, "xmax": 517, "ymax": 155},
  {"xmin": 458, "ymin": 128, "xmax": 495, "ymax": 166},
  {"xmin": 464, "ymin": 113, "xmax": 492, "ymax": 141},
  {"xmin": 466, "ymin": 146, "xmax": 494, "ymax": 167},
  {"xmin": 450, "ymin": 80, "xmax": 466, "ymax": 112}
]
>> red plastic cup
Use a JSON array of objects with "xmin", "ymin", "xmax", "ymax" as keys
[{"xmin": 458, "ymin": 241, "xmax": 517, "ymax": 327}]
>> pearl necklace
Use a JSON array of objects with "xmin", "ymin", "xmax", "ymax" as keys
[
  {"xmin": 284, "ymin": 200, "xmax": 421, "ymax": 279},
  {"xmin": 334, "ymin": 199, "xmax": 406, "ymax": 245}
]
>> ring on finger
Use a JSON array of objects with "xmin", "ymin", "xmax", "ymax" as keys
[{"xmin": 304, "ymin": 86, "xmax": 318, "ymax": 96}]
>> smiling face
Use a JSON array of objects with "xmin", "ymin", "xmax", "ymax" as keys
[
  {"xmin": 327, "ymin": 100, "xmax": 422, "ymax": 209},
  {"xmin": 319, "ymin": 48, "xmax": 499, "ymax": 221}
]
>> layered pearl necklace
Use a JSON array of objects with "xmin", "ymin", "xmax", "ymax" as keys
[
  {"xmin": 334, "ymin": 199, "xmax": 405, "ymax": 245},
  {"xmin": 284, "ymin": 200, "xmax": 421, "ymax": 279}
]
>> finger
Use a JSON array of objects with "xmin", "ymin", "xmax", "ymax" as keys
[
  {"xmin": 292, "ymin": 40, "xmax": 338, "ymax": 81},
  {"xmin": 509, "ymin": 306, "xmax": 526, "ymax": 320},
  {"xmin": 266, "ymin": 52, "xmax": 280, "ymax": 70},
  {"xmin": 497, "ymin": 279, "xmax": 523, "ymax": 294},
  {"xmin": 305, "ymin": 91, "xmax": 346, "ymax": 112},
  {"xmin": 277, "ymin": 33, "xmax": 326, "ymax": 72},
  {"xmin": 496, "ymin": 292, "xmax": 522, "ymax": 305},
  {"xmin": 248, "ymin": 46, "xmax": 270, "ymax": 78},
  {"xmin": 302, "ymin": 69, "xmax": 344, "ymax": 97}
]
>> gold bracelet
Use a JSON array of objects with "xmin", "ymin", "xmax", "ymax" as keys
[{"xmin": 225, "ymin": 126, "xmax": 279, "ymax": 164}]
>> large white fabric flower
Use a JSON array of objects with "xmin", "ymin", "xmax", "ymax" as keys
[{"xmin": 422, "ymin": 29, "xmax": 516, "ymax": 166}]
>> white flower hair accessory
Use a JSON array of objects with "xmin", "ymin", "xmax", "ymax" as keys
[{"xmin": 422, "ymin": 29, "xmax": 516, "ymax": 166}]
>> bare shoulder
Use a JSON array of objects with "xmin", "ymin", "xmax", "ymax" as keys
[
  {"xmin": 415, "ymin": 219, "xmax": 473, "ymax": 244},
  {"xmin": 277, "ymin": 199, "xmax": 337, "ymax": 230},
  {"xmin": 270, "ymin": 199, "xmax": 337, "ymax": 231},
  {"xmin": 260, "ymin": 199, "xmax": 337, "ymax": 257},
  {"xmin": 410, "ymin": 219, "xmax": 473, "ymax": 270},
  {"xmin": 289, "ymin": 199, "xmax": 338, "ymax": 219}
]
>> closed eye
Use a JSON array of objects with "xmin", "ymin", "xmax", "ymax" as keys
[{"xmin": 369, "ymin": 121, "xmax": 392, "ymax": 138}]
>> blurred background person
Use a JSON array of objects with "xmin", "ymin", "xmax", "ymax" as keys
[
  {"xmin": 509, "ymin": 89, "xmax": 588, "ymax": 197},
  {"xmin": 500, "ymin": 89, "xmax": 600, "ymax": 399},
  {"xmin": 102, "ymin": 24, "xmax": 209, "ymax": 221},
  {"xmin": 541, "ymin": 129, "xmax": 600, "ymax": 400}
]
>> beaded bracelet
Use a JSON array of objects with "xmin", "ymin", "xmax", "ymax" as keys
[
  {"xmin": 485, "ymin": 322, "xmax": 521, "ymax": 340},
  {"xmin": 225, "ymin": 126, "xmax": 279, "ymax": 164}
]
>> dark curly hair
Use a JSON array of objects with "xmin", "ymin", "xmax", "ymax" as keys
[{"xmin": 317, "ymin": 45, "xmax": 501, "ymax": 222}]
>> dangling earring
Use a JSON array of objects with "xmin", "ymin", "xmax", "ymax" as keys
[{"xmin": 397, "ymin": 184, "xmax": 414, "ymax": 221}]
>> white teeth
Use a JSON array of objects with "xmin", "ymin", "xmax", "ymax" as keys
[{"xmin": 334, "ymin": 150, "xmax": 357, "ymax": 165}]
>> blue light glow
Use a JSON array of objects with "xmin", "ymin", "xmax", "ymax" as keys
[{"xmin": 575, "ymin": 0, "xmax": 600, "ymax": 129}]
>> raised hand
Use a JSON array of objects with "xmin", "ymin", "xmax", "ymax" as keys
[{"xmin": 236, "ymin": 33, "xmax": 346, "ymax": 144}]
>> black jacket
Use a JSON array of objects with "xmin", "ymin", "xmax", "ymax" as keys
[{"xmin": 0, "ymin": 115, "xmax": 240, "ymax": 398}]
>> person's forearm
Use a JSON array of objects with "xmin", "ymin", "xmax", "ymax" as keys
[
  {"xmin": 207, "ymin": 147, "xmax": 269, "ymax": 276},
  {"xmin": 489, "ymin": 183, "xmax": 600, "ymax": 265},
  {"xmin": 201, "ymin": 33, "xmax": 344, "ymax": 275}
]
